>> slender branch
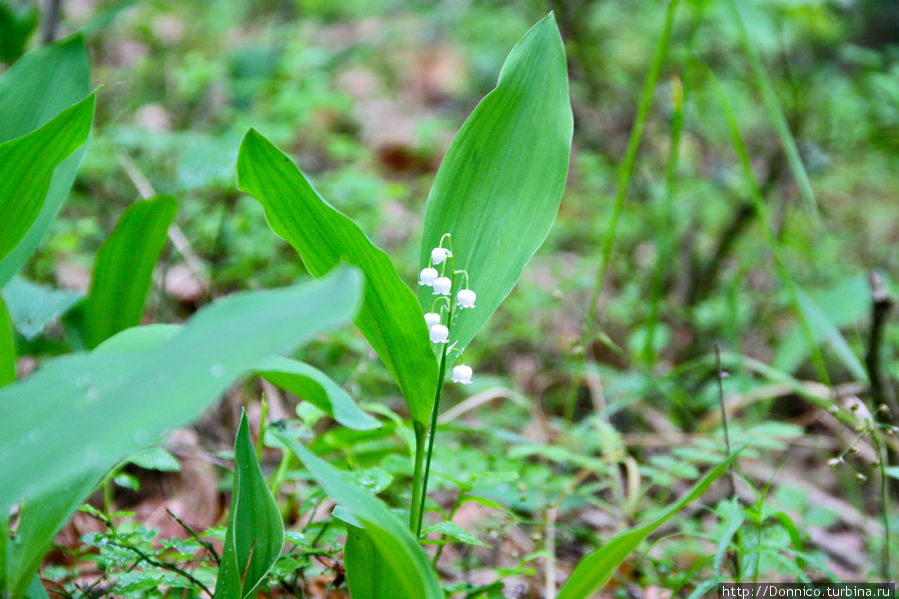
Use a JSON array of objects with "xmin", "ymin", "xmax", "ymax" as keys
[{"xmin": 166, "ymin": 508, "xmax": 220, "ymax": 565}]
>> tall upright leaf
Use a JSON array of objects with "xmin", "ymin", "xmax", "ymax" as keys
[
  {"xmin": 0, "ymin": 35, "xmax": 90, "ymax": 285},
  {"xmin": 418, "ymin": 13, "xmax": 573, "ymax": 351},
  {"xmin": 556, "ymin": 453, "xmax": 739, "ymax": 599},
  {"xmin": 83, "ymin": 195, "xmax": 177, "ymax": 348},
  {"xmin": 0, "ymin": 92, "xmax": 95, "ymax": 263},
  {"xmin": 214, "ymin": 411, "xmax": 284, "ymax": 599},
  {"xmin": 276, "ymin": 433, "xmax": 442, "ymax": 599},
  {"xmin": 0, "ymin": 267, "xmax": 362, "ymax": 512},
  {"xmin": 237, "ymin": 130, "xmax": 437, "ymax": 426}
]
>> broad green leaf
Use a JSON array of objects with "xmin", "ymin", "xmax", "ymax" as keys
[
  {"xmin": 93, "ymin": 325, "xmax": 378, "ymax": 431},
  {"xmin": 6, "ymin": 471, "xmax": 105, "ymax": 597},
  {"xmin": 214, "ymin": 411, "xmax": 284, "ymax": 599},
  {"xmin": 256, "ymin": 356, "xmax": 379, "ymax": 431},
  {"xmin": 0, "ymin": 266, "xmax": 362, "ymax": 511},
  {"xmin": 557, "ymin": 453, "xmax": 739, "ymax": 599},
  {"xmin": 0, "ymin": 35, "xmax": 91, "ymax": 285},
  {"xmin": 0, "ymin": 297, "xmax": 13, "ymax": 386},
  {"xmin": 418, "ymin": 13, "xmax": 573, "ymax": 351},
  {"xmin": 344, "ymin": 524, "xmax": 407, "ymax": 599},
  {"xmin": 83, "ymin": 195, "xmax": 177, "ymax": 348},
  {"xmin": 0, "ymin": 92, "xmax": 95, "ymax": 263},
  {"xmin": 1, "ymin": 277, "xmax": 82, "ymax": 340},
  {"xmin": 276, "ymin": 433, "xmax": 442, "ymax": 599},
  {"xmin": 94, "ymin": 324, "xmax": 180, "ymax": 353},
  {"xmin": 237, "ymin": 129, "xmax": 437, "ymax": 425}
]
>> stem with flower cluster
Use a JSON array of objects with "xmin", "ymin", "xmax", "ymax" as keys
[{"xmin": 413, "ymin": 241, "xmax": 456, "ymax": 537}]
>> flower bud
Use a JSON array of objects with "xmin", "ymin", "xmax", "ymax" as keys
[
  {"xmin": 432, "ymin": 276, "xmax": 451, "ymax": 296},
  {"xmin": 456, "ymin": 288, "xmax": 476, "ymax": 309},
  {"xmin": 424, "ymin": 312, "xmax": 441, "ymax": 328},
  {"xmin": 452, "ymin": 364, "xmax": 473, "ymax": 384},
  {"xmin": 429, "ymin": 324, "xmax": 449, "ymax": 343},
  {"xmin": 431, "ymin": 247, "xmax": 451, "ymax": 265},
  {"xmin": 419, "ymin": 267, "xmax": 438, "ymax": 286}
]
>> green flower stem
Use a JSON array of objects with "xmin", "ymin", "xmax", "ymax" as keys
[
  {"xmin": 416, "ymin": 246, "xmax": 456, "ymax": 538},
  {"xmin": 417, "ymin": 341, "xmax": 448, "ymax": 538},
  {"xmin": 409, "ymin": 420, "xmax": 428, "ymax": 531}
]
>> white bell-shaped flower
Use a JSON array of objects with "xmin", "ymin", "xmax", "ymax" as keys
[
  {"xmin": 429, "ymin": 324, "xmax": 449, "ymax": 344},
  {"xmin": 419, "ymin": 267, "xmax": 439, "ymax": 286},
  {"xmin": 431, "ymin": 247, "xmax": 452, "ymax": 265},
  {"xmin": 456, "ymin": 288, "xmax": 476, "ymax": 309},
  {"xmin": 451, "ymin": 364, "xmax": 473, "ymax": 384},
  {"xmin": 424, "ymin": 312, "xmax": 441, "ymax": 328},
  {"xmin": 432, "ymin": 276, "xmax": 452, "ymax": 296}
]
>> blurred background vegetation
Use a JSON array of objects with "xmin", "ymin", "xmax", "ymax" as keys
[{"xmin": 2, "ymin": 0, "xmax": 898, "ymax": 595}]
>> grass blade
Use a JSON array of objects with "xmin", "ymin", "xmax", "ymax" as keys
[
  {"xmin": 584, "ymin": 0, "xmax": 681, "ymax": 336},
  {"xmin": 726, "ymin": 0, "xmax": 819, "ymax": 219},
  {"xmin": 557, "ymin": 452, "xmax": 738, "ymax": 599}
]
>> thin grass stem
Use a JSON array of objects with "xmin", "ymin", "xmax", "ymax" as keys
[
  {"xmin": 567, "ymin": 0, "xmax": 681, "ymax": 420},
  {"xmin": 726, "ymin": 0, "xmax": 820, "ymax": 222},
  {"xmin": 644, "ymin": 75, "xmax": 684, "ymax": 364}
]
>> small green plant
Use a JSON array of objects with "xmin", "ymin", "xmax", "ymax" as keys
[{"xmin": 3, "ymin": 3, "xmax": 876, "ymax": 597}]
